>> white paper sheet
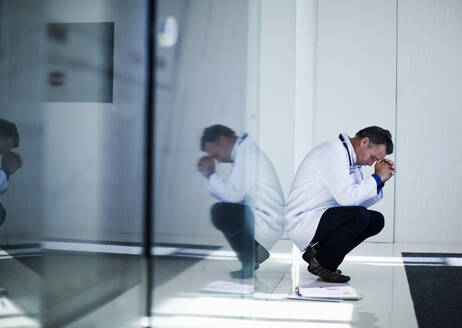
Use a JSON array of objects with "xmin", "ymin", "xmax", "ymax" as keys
[{"xmin": 293, "ymin": 285, "xmax": 362, "ymax": 301}]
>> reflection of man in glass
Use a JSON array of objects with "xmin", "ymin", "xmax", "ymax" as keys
[
  {"xmin": 0, "ymin": 119, "xmax": 22, "ymax": 226},
  {"xmin": 197, "ymin": 125, "xmax": 285, "ymax": 279}
]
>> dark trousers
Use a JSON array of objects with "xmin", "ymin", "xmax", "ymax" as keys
[
  {"xmin": 211, "ymin": 202, "xmax": 255, "ymax": 266},
  {"xmin": 310, "ymin": 206, "xmax": 384, "ymax": 271}
]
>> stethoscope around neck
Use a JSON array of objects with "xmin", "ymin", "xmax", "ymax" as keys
[{"xmin": 339, "ymin": 134, "xmax": 356, "ymax": 173}]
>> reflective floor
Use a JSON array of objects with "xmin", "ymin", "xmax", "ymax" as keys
[{"xmin": 1, "ymin": 241, "xmax": 462, "ymax": 327}]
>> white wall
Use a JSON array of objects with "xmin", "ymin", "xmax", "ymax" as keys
[
  {"xmin": 313, "ymin": 0, "xmax": 397, "ymax": 242},
  {"xmin": 395, "ymin": 0, "xmax": 462, "ymax": 243},
  {"xmin": 153, "ymin": 0, "xmax": 251, "ymax": 243},
  {"xmin": 258, "ymin": 0, "xmax": 398, "ymax": 243},
  {"xmin": 258, "ymin": 0, "xmax": 296, "ymax": 197},
  {"xmin": 294, "ymin": 0, "xmax": 316, "ymax": 172},
  {"xmin": 154, "ymin": 0, "xmax": 299, "ymax": 244},
  {"xmin": 292, "ymin": 0, "xmax": 462, "ymax": 243},
  {"xmin": 44, "ymin": 0, "xmax": 146, "ymax": 243}
]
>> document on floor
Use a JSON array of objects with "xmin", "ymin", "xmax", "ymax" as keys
[
  {"xmin": 201, "ymin": 280, "xmax": 254, "ymax": 295},
  {"xmin": 289, "ymin": 285, "xmax": 362, "ymax": 301}
]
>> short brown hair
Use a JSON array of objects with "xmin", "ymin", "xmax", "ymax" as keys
[
  {"xmin": 200, "ymin": 124, "xmax": 236, "ymax": 151},
  {"xmin": 355, "ymin": 126, "xmax": 393, "ymax": 154},
  {"xmin": 0, "ymin": 119, "xmax": 19, "ymax": 148}
]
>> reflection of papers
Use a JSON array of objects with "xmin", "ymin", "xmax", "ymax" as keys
[
  {"xmin": 202, "ymin": 280, "xmax": 254, "ymax": 295},
  {"xmin": 290, "ymin": 285, "xmax": 361, "ymax": 301},
  {"xmin": 0, "ymin": 296, "xmax": 40, "ymax": 327}
]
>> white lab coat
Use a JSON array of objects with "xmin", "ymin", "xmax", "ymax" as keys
[
  {"xmin": 285, "ymin": 133, "xmax": 383, "ymax": 251},
  {"xmin": 0, "ymin": 170, "xmax": 7, "ymax": 195},
  {"xmin": 208, "ymin": 134, "xmax": 285, "ymax": 251}
]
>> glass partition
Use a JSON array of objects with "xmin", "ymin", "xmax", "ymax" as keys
[
  {"xmin": 151, "ymin": 0, "xmax": 285, "ymax": 326},
  {"xmin": 0, "ymin": 0, "xmax": 147, "ymax": 326},
  {"xmin": 0, "ymin": 1, "xmax": 287, "ymax": 326}
]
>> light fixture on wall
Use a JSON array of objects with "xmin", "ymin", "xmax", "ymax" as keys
[{"xmin": 157, "ymin": 16, "xmax": 178, "ymax": 48}]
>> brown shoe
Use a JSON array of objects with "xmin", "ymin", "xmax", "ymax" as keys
[
  {"xmin": 308, "ymin": 260, "xmax": 350, "ymax": 283},
  {"xmin": 303, "ymin": 246, "xmax": 342, "ymax": 275}
]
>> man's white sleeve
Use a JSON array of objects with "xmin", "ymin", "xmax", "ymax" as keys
[
  {"xmin": 0, "ymin": 170, "xmax": 8, "ymax": 195},
  {"xmin": 315, "ymin": 147, "xmax": 378, "ymax": 206},
  {"xmin": 359, "ymin": 189, "xmax": 383, "ymax": 208},
  {"xmin": 207, "ymin": 183, "xmax": 221, "ymax": 201},
  {"xmin": 208, "ymin": 148, "xmax": 257, "ymax": 203}
]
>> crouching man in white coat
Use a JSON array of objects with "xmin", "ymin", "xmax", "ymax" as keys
[
  {"xmin": 286, "ymin": 126, "xmax": 395, "ymax": 283},
  {"xmin": 197, "ymin": 125, "xmax": 285, "ymax": 279}
]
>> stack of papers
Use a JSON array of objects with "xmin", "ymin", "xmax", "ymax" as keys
[{"xmin": 289, "ymin": 285, "xmax": 362, "ymax": 301}]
